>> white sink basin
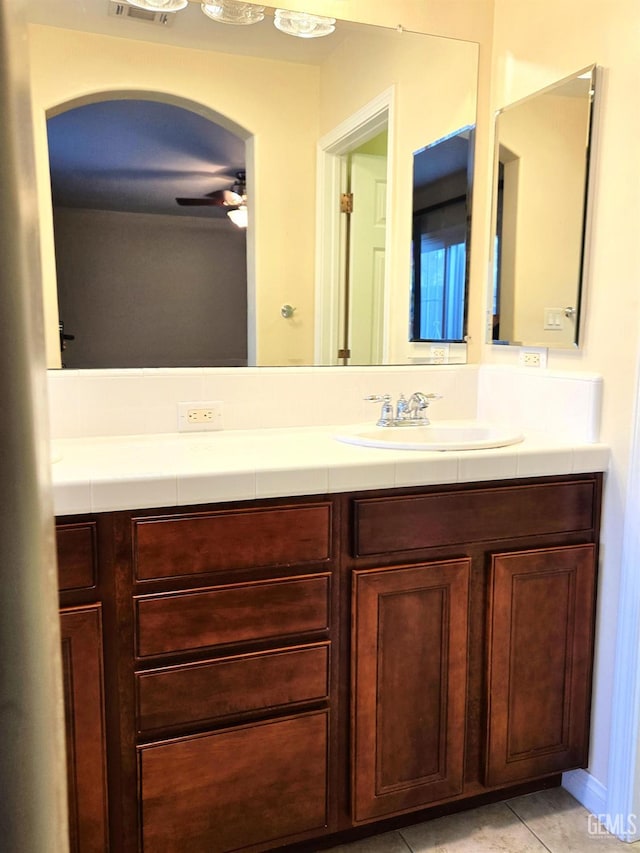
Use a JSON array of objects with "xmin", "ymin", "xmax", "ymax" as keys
[{"xmin": 335, "ymin": 421, "xmax": 524, "ymax": 452}]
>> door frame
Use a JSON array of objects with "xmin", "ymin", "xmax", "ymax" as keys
[
  {"xmin": 597, "ymin": 354, "xmax": 640, "ymax": 841},
  {"xmin": 314, "ymin": 87, "xmax": 395, "ymax": 365}
]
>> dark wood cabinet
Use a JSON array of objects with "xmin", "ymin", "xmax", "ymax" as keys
[
  {"xmin": 59, "ymin": 605, "xmax": 109, "ymax": 853},
  {"xmin": 485, "ymin": 544, "xmax": 597, "ymax": 786},
  {"xmin": 55, "ymin": 473, "xmax": 601, "ymax": 852},
  {"xmin": 352, "ymin": 559, "xmax": 470, "ymax": 822}
]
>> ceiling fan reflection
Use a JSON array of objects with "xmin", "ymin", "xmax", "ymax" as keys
[{"xmin": 176, "ymin": 168, "xmax": 246, "ymax": 208}]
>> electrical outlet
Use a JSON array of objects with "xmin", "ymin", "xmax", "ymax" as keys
[
  {"xmin": 430, "ymin": 344, "xmax": 449, "ymax": 363},
  {"xmin": 188, "ymin": 409, "xmax": 214, "ymax": 423},
  {"xmin": 521, "ymin": 351, "xmax": 541, "ymax": 367},
  {"xmin": 518, "ymin": 349, "xmax": 547, "ymax": 368},
  {"xmin": 178, "ymin": 401, "xmax": 224, "ymax": 432}
]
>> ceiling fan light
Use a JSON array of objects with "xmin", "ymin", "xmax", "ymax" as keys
[
  {"xmin": 227, "ymin": 205, "xmax": 248, "ymax": 228},
  {"xmin": 126, "ymin": 0, "xmax": 188, "ymax": 11},
  {"xmin": 223, "ymin": 190, "xmax": 244, "ymax": 207},
  {"xmin": 201, "ymin": 1, "xmax": 265, "ymax": 25},
  {"xmin": 273, "ymin": 9, "xmax": 335, "ymax": 38}
]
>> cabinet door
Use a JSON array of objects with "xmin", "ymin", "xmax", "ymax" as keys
[
  {"xmin": 485, "ymin": 544, "xmax": 596, "ymax": 787},
  {"xmin": 352, "ymin": 559, "xmax": 470, "ymax": 822},
  {"xmin": 139, "ymin": 711, "xmax": 328, "ymax": 852},
  {"xmin": 59, "ymin": 604, "xmax": 109, "ymax": 853}
]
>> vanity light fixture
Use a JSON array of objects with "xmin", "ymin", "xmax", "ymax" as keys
[
  {"xmin": 273, "ymin": 9, "xmax": 336, "ymax": 38},
  {"xmin": 201, "ymin": 1, "xmax": 265, "ymax": 24},
  {"xmin": 126, "ymin": 0, "xmax": 188, "ymax": 11},
  {"xmin": 227, "ymin": 205, "xmax": 248, "ymax": 228}
]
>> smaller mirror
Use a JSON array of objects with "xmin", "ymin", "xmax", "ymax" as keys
[
  {"xmin": 410, "ymin": 126, "xmax": 474, "ymax": 344},
  {"xmin": 490, "ymin": 66, "xmax": 596, "ymax": 348}
]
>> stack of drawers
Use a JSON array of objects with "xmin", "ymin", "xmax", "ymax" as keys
[{"xmin": 130, "ymin": 501, "xmax": 335, "ymax": 853}]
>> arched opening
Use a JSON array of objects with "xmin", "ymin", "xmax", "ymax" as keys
[{"xmin": 47, "ymin": 93, "xmax": 254, "ymax": 368}]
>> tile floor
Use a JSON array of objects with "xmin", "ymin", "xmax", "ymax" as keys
[{"xmin": 321, "ymin": 787, "xmax": 640, "ymax": 852}]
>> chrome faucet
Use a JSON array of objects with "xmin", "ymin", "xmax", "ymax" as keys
[{"xmin": 365, "ymin": 392, "xmax": 442, "ymax": 427}]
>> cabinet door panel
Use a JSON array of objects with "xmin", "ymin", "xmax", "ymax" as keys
[
  {"xmin": 139, "ymin": 711, "xmax": 328, "ymax": 852},
  {"xmin": 352, "ymin": 559, "xmax": 470, "ymax": 822},
  {"xmin": 60, "ymin": 604, "xmax": 109, "ymax": 853},
  {"xmin": 485, "ymin": 544, "xmax": 596, "ymax": 786}
]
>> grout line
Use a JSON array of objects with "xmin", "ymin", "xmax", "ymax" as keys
[
  {"xmin": 396, "ymin": 829, "xmax": 418, "ymax": 853},
  {"xmin": 506, "ymin": 802, "xmax": 554, "ymax": 853}
]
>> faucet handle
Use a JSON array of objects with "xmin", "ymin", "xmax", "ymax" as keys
[
  {"xmin": 364, "ymin": 394, "xmax": 391, "ymax": 403},
  {"xmin": 410, "ymin": 391, "xmax": 443, "ymax": 400},
  {"xmin": 409, "ymin": 391, "xmax": 442, "ymax": 411},
  {"xmin": 364, "ymin": 394, "xmax": 394, "ymax": 426}
]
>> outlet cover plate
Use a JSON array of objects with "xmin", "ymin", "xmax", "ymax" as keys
[
  {"xmin": 178, "ymin": 401, "xmax": 224, "ymax": 432},
  {"xmin": 518, "ymin": 348, "xmax": 548, "ymax": 368},
  {"xmin": 429, "ymin": 344, "xmax": 450, "ymax": 363}
]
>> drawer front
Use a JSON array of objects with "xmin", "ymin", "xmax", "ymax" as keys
[
  {"xmin": 136, "ymin": 642, "xmax": 330, "ymax": 733},
  {"xmin": 133, "ymin": 503, "xmax": 332, "ymax": 581},
  {"xmin": 354, "ymin": 480, "xmax": 597, "ymax": 557},
  {"xmin": 136, "ymin": 573, "xmax": 331, "ymax": 658},
  {"xmin": 139, "ymin": 711, "xmax": 328, "ymax": 853},
  {"xmin": 56, "ymin": 522, "xmax": 98, "ymax": 592}
]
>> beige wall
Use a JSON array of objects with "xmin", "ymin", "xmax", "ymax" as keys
[
  {"xmin": 28, "ymin": 24, "xmax": 320, "ymax": 367},
  {"xmin": 489, "ymin": 0, "xmax": 640, "ymax": 792}
]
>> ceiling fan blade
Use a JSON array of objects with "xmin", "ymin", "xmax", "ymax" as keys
[
  {"xmin": 205, "ymin": 188, "xmax": 244, "ymax": 204},
  {"xmin": 176, "ymin": 187, "xmax": 244, "ymax": 207},
  {"xmin": 176, "ymin": 197, "xmax": 224, "ymax": 206}
]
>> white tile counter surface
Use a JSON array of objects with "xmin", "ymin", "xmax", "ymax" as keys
[{"xmin": 50, "ymin": 425, "xmax": 610, "ymax": 516}]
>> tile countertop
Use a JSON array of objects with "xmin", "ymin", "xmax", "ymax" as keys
[{"xmin": 50, "ymin": 425, "xmax": 611, "ymax": 516}]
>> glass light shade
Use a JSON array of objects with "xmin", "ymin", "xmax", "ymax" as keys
[
  {"xmin": 201, "ymin": 1, "xmax": 265, "ymax": 24},
  {"xmin": 227, "ymin": 205, "xmax": 248, "ymax": 228},
  {"xmin": 127, "ymin": 0, "xmax": 188, "ymax": 11},
  {"xmin": 273, "ymin": 9, "xmax": 335, "ymax": 38}
]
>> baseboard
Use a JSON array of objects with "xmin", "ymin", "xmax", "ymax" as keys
[
  {"xmin": 563, "ymin": 769, "xmax": 640, "ymax": 841},
  {"xmin": 562, "ymin": 769, "xmax": 607, "ymax": 816}
]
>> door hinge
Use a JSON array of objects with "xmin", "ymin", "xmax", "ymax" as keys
[
  {"xmin": 340, "ymin": 193, "xmax": 353, "ymax": 214},
  {"xmin": 337, "ymin": 348, "xmax": 351, "ymax": 359}
]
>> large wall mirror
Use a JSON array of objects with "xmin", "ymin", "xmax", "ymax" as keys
[
  {"xmin": 25, "ymin": 1, "xmax": 478, "ymax": 369},
  {"xmin": 490, "ymin": 65, "xmax": 597, "ymax": 349}
]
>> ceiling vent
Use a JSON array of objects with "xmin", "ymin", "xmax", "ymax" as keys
[{"xmin": 108, "ymin": 1, "xmax": 177, "ymax": 26}]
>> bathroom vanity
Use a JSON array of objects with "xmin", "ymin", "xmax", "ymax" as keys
[{"xmin": 53, "ymin": 430, "xmax": 604, "ymax": 853}]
